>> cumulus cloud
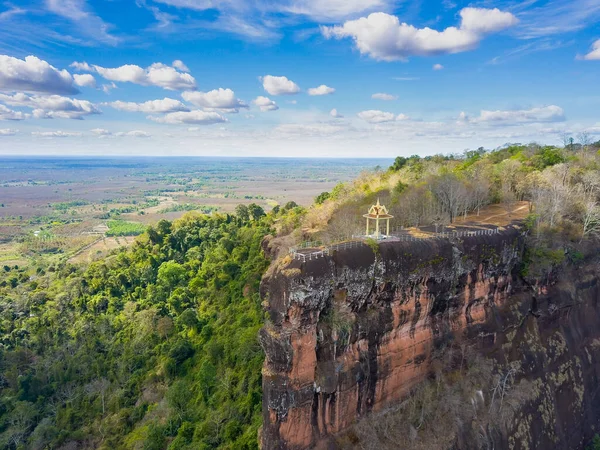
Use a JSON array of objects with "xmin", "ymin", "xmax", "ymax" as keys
[
  {"xmin": 0, "ymin": 104, "xmax": 28, "ymax": 120},
  {"xmin": 107, "ymin": 98, "xmax": 189, "ymax": 113},
  {"xmin": 330, "ymin": 108, "xmax": 343, "ymax": 118},
  {"xmin": 261, "ymin": 75, "xmax": 300, "ymax": 95},
  {"xmin": 253, "ymin": 96, "xmax": 279, "ymax": 112},
  {"xmin": 357, "ymin": 109, "xmax": 399, "ymax": 123},
  {"xmin": 307, "ymin": 85, "xmax": 335, "ymax": 96},
  {"xmin": 372, "ymin": 93, "xmax": 397, "ymax": 100},
  {"xmin": 115, "ymin": 130, "xmax": 151, "ymax": 137},
  {"xmin": 70, "ymin": 61, "xmax": 94, "ymax": 72},
  {"xmin": 102, "ymin": 82, "xmax": 117, "ymax": 94},
  {"xmin": 322, "ymin": 7, "xmax": 518, "ymax": 61},
  {"xmin": 580, "ymin": 39, "xmax": 600, "ymax": 60},
  {"xmin": 0, "ymin": 93, "xmax": 101, "ymax": 120},
  {"xmin": 74, "ymin": 74, "xmax": 96, "ymax": 88},
  {"xmin": 433, "ymin": 63, "xmax": 444, "ymax": 70},
  {"xmin": 172, "ymin": 60, "xmax": 190, "ymax": 72},
  {"xmin": 148, "ymin": 110, "xmax": 227, "ymax": 124},
  {"xmin": 475, "ymin": 105, "xmax": 565, "ymax": 125},
  {"xmin": 182, "ymin": 89, "xmax": 248, "ymax": 112},
  {"xmin": 0, "ymin": 128, "xmax": 18, "ymax": 136},
  {"xmin": 93, "ymin": 62, "xmax": 196, "ymax": 90},
  {"xmin": 32, "ymin": 130, "xmax": 82, "ymax": 137},
  {"xmin": 459, "ymin": 8, "xmax": 519, "ymax": 34},
  {"xmin": 0, "ymin": 55, "xmax": 78, "ymax": 94}
]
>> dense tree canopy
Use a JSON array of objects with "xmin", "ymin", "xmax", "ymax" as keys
[{"xmin": 0, "ymin": 213, "xmax": 271, "ymax": 449}]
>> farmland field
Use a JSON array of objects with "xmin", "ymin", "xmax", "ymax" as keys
[{"xmin": 0, "ymin": 156, "xmax": 389, "ymax": 266}]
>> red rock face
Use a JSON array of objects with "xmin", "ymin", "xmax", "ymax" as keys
[{"xmin": 260, "ymin": 229, "xmax": 526, "ymax": 449}]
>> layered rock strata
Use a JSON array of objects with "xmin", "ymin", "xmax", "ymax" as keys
[{"xmin": 260, "ymin": 229, "xmax": 531, "ymax": 449}]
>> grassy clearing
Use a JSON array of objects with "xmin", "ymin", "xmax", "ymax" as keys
[{"xmin": 106, "ymin": 220, "xmax": 147, "ymax": 236}]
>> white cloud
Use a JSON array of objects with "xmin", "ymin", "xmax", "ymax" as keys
[
  {"xmin": 330, "ymin": 108, "xmax": 343, "ymax": 118},
  {"xmin": 253, "ymin": 96, "xmax": 279, "ymax": 112},
  {"xmin": 357, "ymin": 110, "xmax": 402, "ymax": 123},
  {"xmin": 459, "ymin": 7, "xmax": 519, "ymax": 34},
  {"xmin": 0, "ymin": 93, "xmax": 101, "ymax": 120},
  {"xmin": 273, "ymin": 123, "xmax": 347, "ymax": 137},
  {"xmin": 284, "ymin": 0, "xmax": 388, "ymax": 20},
  {"xmin": 102, "ymin": 82, "xmax": 117, "ymax": 94},
  {"xmin": 74, "ymin": 73, "xmax": 96, "ymax": 88},
  {"xmin": 433, "ymin": 63, "xmax": 444, "ymax": 70},
  {"xmin": 32, "ymin": 130, "xmax": 82, "ymax": 137},
  {"xmin": 172, "ymin": 60, "xmax": 190, "ymax": 72},
  {"xmin": 261, "ymin": 75, "xmax": 300, "ymax": 95},
  {"xmin": 182, "ymin": 88, "xmax": 248, "ymax": 112},
  {"xmin": 91, "ymin": 128, "xmax": 111, "ymax": 135},
  {"xmin": 580, "ymin": 39, "xmax": 600, "ymax": 60},
  {"xmin": 151, "ymin": 0, "xmax": 391, "ymax": 39},
  {"xmin": 70, "ymin": 61, "xmax": 93, "ymax": 72},
  {"xmin": 107, "ymin": 98, "xmax": 189, "ymax": 113},
  {"xmin": 0, "ymin": 55, "xmax": 78, "ymax": 94},
  {"xmin": 0, "ymin": 128, "xmax": 18, "ymax": 136},
  {"xmin": 148, "ymin": 110, "xmax": 227, "ymax": 124},
  {"xmin": 514, "ymin": 0, "xmax": 600, "ymax": 39},
  {"xmin": 45, "ymin": 0, "xmax": 118, "ymax": 45},
  {"xmin": 115, "ymin": 130, "xmax": 151, "ymax": 138},
  {"xmin": 475, "ymin": 105, "xmax": 565, "ymax": 125},
  {"xmin": 322, "ymin": 7, "xmax": 518, "ymax": 61},
  {"xmin": 94, "ymin": 62, "xmax": 196, "ymax": 91},
  {"xmin": 307, "ymin": 85, "xmax": 335, "ymax": 96},
  {"xmin": 0, "ymin": 104, "xmax": 28, "ymax": 120},
  {"xmin": 0, "ymin": 4, "xmax": 26, "ymax": 21},
  {"xmin": 372, "ymin": 93, "xmax": 397, "ymax": 100}
]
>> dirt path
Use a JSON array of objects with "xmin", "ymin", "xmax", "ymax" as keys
[{"xmin": 478, "ymin": 203, "xmax": 529, "ymax": 223}]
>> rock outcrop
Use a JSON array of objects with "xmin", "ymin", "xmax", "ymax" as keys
[{"xmin": 259, "ymin": 228, "xmax": 600, "ymax": 449}]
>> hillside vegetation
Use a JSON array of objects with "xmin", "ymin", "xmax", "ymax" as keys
[
  {"xmin": 1, "ymin": 141, "xmax": 599, "ymax": 449},
  {"xmin": 306, "ymin": 142, "xmax": 600, "ymax": 261},
  {"xmin": 0, "ymin": 213, "xmax": 275, "ymax": 449}
]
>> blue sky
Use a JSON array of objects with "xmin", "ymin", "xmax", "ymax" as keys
[{"xmin": 0, "ymin": 0, "xmax": 599, "ymax": 157}]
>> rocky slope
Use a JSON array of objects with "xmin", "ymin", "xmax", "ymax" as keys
[{"xmin": 259, "ymin": 228, "xmax": 600, "ymax": 449}]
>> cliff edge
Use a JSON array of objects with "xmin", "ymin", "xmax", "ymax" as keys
[{"xmin": 260, "ymin": 228, "xmax": 600, "ymax": 449}]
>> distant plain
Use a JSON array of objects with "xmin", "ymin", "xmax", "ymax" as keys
[{"xmin": 0, "ymin": 157, "xmax": 390, "ymax": 264}]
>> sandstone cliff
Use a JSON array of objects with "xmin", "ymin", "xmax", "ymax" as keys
[{"xmin": 259, "ymin": 228, "xmax": 600, "ymax": 449}]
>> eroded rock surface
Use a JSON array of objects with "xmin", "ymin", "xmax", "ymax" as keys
[{"xmin": 260, "ymin": 228, "xmax": 600, "ymax": 449}]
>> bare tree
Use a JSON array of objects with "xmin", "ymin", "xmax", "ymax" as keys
[
  {"xmin": 396, "ymin": 185, "xmax": 435, "ymax": 228},
  {"xmin": 501, "ymin": 180, "xmax": 517, "ymax": 217},
  {"xmin": 429, "ymin": 173, "xmax": 466, "ymax": 223},
  {"xmin": 471, "ymin": 173, "xmax": 491, "ymax": 216},
  {"xmin": 541, "ymin": 169, "xmax": 572, "ymax": 228},
  {"xmin": 581, "ymin": 199, "xmax": 600, "ymax": 242},
  {"xmin": 321, "ymin": 208, "xmax": 362, "ymax": 243},
  {"xmin": 579, "ymin": 171, "xmax": 600, "ymax": 199},
  {"xmin": 560, "ymin": 132, "xmax": 573, "ymax": 150},
  {"xmin": 85, "ymin": 378, "xmax": 110, "ymax": 415},
  {"xmin": 577, "ymin": 131, "xmax": 592, "ymax": 151}
]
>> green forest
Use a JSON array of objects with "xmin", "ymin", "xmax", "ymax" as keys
[
  {"xmin": 1, "ymin": 141, "xmax": 599, "ymax": 449},
  {"xmin": 0, "ymin": 212, "xmax": 275, "ymax": 449}
]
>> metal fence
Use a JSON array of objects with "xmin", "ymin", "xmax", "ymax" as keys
[{"xmin": 289, "ymin": 228, "xmax": 500, "ymax": 262}]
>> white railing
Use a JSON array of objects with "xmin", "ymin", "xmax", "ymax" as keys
[{"xmin": 288, "ymin": 228, "xmax": 501, "ymax": 261}]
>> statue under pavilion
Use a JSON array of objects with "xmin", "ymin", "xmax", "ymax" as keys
[{"xmin": 363, "ymin": 199, "xmax": 393, "ymax": 239}]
